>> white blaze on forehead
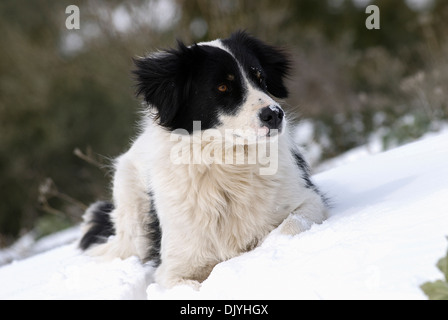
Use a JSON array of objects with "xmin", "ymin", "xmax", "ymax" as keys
[{"xmin": 196, "ymin": 39, "xmax": 234, "ymax": 57}]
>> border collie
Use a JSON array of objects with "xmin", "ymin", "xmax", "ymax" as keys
[{"xmin": 79, "ymin": 31, "xmax": 327, "ymax": 289}]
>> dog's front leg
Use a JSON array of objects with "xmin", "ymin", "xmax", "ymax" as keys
[{"xmin": 88, "ymin": 153, "xmax": 151, "ymax": 261}]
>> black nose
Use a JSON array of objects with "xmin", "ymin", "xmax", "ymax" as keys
[{"xmin": 259, "ymin": 105, "xmax": 284, "ymax": 130}]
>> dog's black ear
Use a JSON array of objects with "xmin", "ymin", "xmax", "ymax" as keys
[
  {"xmin": 133, "ymin": 42, "xmax": 200, "ymax": 129},
  {"xmin": 226, "ymin": 31, "xmax": 291, "ymax": 99}
]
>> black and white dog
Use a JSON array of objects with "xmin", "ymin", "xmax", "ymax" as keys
[{"xmin": 80, "ymin": 31, "xmax": 327, "ymax": 289}]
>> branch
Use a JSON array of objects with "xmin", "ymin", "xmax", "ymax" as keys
[
  {"xmin": 73, "ymin": 147, "xmax": 107, "ymax": 173},
  {"xmin": 38, "ymin": 178, "xmax": 87, "ymax": 221}
]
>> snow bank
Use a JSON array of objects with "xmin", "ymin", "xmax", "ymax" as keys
[{"xmin": 1, "ymin": 133, "xmax": 447, "ymax": 300}]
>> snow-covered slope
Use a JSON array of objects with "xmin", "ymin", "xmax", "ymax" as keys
[{"xmin": 1, "ymin": 133, "xmax": 447, "ymax": 300}]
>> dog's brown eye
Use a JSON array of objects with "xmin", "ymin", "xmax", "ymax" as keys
[{"xmin": 218, "ymin": 84, "xmax": 228, "ymax": 92}]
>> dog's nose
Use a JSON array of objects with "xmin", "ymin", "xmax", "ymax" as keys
[{"xmin": 259, "ymin": 105, "xmax": 284, "ymax": 130}]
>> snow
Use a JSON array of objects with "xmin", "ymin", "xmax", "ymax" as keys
[
  {"xmin": 0, "ymin": 227, "xmax": 80, "ymax": 267},
  {"xmin": 1, "ymin": 132, "xmax": 448, "ymax": 300}
]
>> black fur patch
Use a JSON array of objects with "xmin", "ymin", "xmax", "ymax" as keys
[
  {"xmin": 292, "ymin": 149, "xmax": 330, "ymax": 206},
  {"xmin": 222, "ymin": 30, "xmax": 291, "ymax": 99},
  {"xmin": 133, "ymin": 42, "xmax": 246, "ymax": 133},
  {"xmin": 79, "ymin": 201, "xmax": 115, "ymax": 250},
  {"xmin": 292, "ymin": 149, "xmax": 314, "ymax": 190},
  {"xmin": 146, "ymin": 194, "xmax": 162, "ymax": 266}
]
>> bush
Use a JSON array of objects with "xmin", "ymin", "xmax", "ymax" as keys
[{"xmin": 421, "ymin": 242, "xmax": 448, "ymax": 300}]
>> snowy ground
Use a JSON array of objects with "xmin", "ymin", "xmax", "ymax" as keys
[{"xmin": 1, "ymin": 132, "xmax": 447, "ymax": 300}]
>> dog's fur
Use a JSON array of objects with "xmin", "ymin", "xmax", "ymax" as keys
[{"xmin": 79, "ymin": 31, "xmax": 327, "ymax": 289}]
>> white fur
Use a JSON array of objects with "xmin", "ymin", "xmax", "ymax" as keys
[
  {"xmin": 87, "ymin": 122, "xmax": 327, "ymax": 288},
  {"xmin": 84, "ymin": 39, "xmax": 327, "ymax": 289}
]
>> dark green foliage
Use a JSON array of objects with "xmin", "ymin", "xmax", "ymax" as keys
[{"xmin": 421, "ymin": 244, "xmax": 448, "ymax": 300}]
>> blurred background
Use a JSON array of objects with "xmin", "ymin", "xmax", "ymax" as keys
[{"xmin": 1, "ymin": 0, "xmax": 447, "ymax": 249}]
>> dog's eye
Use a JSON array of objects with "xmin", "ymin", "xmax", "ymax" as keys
[{"xmin": 218, "ymin": 84, "xmax": 228, "ymax": 92}]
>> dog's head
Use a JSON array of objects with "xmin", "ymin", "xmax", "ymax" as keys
[{"xmin": 133, "ymin": 31, "xmax": 290, "ymax": 140}]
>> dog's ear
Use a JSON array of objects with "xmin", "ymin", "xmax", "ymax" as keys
[
  {"xmin": 133, "ymin": 42, "xmax": 200, "ymax": 129},
  {"xmin": 227, "ymin": 31, "xmax": 291, "ymax": 99}
]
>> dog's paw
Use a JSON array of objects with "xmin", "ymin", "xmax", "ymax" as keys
[
  {"xmin": 155, "ymin": 267, "xmax": 202, "ymax": 290},
  {"xmin": 278, "ymin": 214, "xmax": 313, "ymax": 236}
]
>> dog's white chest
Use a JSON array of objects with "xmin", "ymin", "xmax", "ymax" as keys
[{"xmin": 150, "ymin": 159, "xmax": 288, "ymax": 259}]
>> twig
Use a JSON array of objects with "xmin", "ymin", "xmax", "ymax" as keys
[
  {"xmin": 73, "ymin": 147, "xmax": 107, "ymax": 173},
  {"xmin": 38, "ymin": 178, "xmax": 87, "ymax": 221}
]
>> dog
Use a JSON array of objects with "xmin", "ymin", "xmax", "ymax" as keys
[{"xmin": 79, "ymin": 31, "xmax": 328, "ymax": 289}]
